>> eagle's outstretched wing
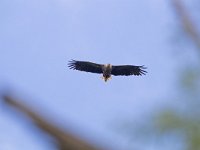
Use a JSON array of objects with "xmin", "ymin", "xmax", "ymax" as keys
[
  {"xmin": 68, "ymin": 60, "xmax": 103, "ymax": 74},
  {"xmin": 111, "ymin": 65, "xmax": 147, "ymax": 76}
]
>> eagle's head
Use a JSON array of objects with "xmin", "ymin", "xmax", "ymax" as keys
[{"xmin": 106, "ymin": 64, "xmax": 112, "ymax": 68}]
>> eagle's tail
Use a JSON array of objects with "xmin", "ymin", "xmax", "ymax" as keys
[{"xmin": 101, "ymin": 76, "xmax": 111, "ymax": 82}]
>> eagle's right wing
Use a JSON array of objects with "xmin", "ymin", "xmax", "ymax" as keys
[
  {"xmin": 111, "ymin": 65, "xmax": 147, "ymax": 76},
  {"xmin": 68, "ymin": 60, "xmax": 103, "ymax": 74}
]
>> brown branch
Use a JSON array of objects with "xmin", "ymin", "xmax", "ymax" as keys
[
  {"xmin": 172, "ymin": 0, "xmax": 200, "ymax": 50},
  {"xmin": 2, "ymin": 95, "xmax": 102, "ymax": 150}
]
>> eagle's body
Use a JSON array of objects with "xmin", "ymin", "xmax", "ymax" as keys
[
  {"xmin": 68, "ymin": 60, "xmax": 147, "ymax": 82},
  {"xmin": 102, "ymin": 64, "xmax": 112, "ymax": 82}
]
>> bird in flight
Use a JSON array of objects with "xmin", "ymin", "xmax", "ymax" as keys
[{"xmin": 68, "ymin": 60, "xmax": 147, "ymax": 82}]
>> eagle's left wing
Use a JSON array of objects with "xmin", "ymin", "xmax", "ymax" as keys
[
  {"xmin": 111, "ymin": 65, "xmax": 147, "ymax": 76},
  {"xmin": 68, "ymin": 60, "xmax": 103, "ymax": 74}
]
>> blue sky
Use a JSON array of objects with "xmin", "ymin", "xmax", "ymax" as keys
[{"xmin": 0, "ymin": 0, "xmax": 187, "ymax": 149}]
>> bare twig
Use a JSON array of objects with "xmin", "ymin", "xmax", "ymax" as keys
[{"xmin": 172, "ymin": 0, "xmax": 200, "ymax": 50}]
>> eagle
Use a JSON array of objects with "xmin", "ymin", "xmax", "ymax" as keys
[{"xmin": 68, "ymin": 60, "xmax": 147, "ymax": 82}]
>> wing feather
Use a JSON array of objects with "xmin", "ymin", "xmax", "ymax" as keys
[
  {"xmin": 111, "ymin": 65, "xmax": 147, "ymax": 76},
  {"xmin": 68, "ymin": 60, "xmax": 103, "ymax": 74}
]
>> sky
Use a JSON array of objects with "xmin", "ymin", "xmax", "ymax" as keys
[{"xmin": 0, "ymin": 0, "xmax": 190, "ymax": 149}]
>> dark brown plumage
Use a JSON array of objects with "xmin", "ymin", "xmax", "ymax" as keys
[{"xmin": 68, "ymin": 60, "xmax": 147, "ymax": 82}]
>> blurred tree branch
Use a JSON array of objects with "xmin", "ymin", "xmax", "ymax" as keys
[
  {"xmin": 172, "ymin": 0, "xmax": 200, "ymax": 50},
  {"xmin": 150, "ymin": 0, "xmax": 200, "ymax": 149},
  {"xmin": 122, "ymin": 1, "xmax": 200, "ymax": 150},
  {"xmin": 2, "ymin": 94, "xmax": 102, "ymax": 150}
]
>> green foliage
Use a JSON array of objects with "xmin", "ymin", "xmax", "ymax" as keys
[{"xmin": 156, "ymin": 109, "xmax": 200, "ymax": 150}]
